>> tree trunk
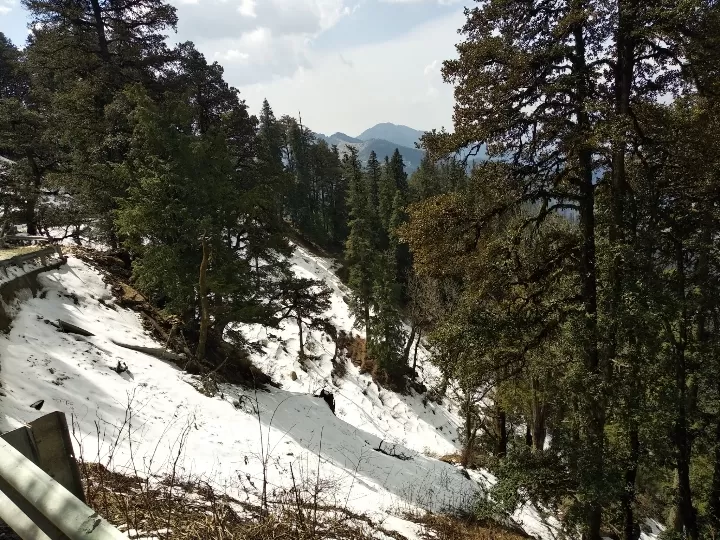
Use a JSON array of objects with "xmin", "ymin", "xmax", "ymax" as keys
[
  {"xmin": 196, "ymin": 237, "xmax": 211, "ymax": 361},
  {"xmin": 572, "ymin": 13, "xmax": 603, "ymax": 537},
  {"xmin": 88, "ymin": 0, "xmax": 111, "ymax": 63},
  {"xmin": 673, "ymin": 241, "xmax": 698, "ymax": 540},
  {"xmin": 525, "ymin": 423, "xmax": 533, "ymax": 448},
  {"xmin": 461, "ymin": 389, "xmax": 474, "ymax": 467},
  {"xmin": 297, "ymin": 317, "xmax": 305, "ymax": 360},
  {"xmin": 495, "ymin": 407, "xmax": 507, "ymax": 459},
  {"xmin": 24, "ymin": 153, "xmax": 42, "ymax": 236},
  {"xmin": 531, "ymin": 377, "xmax": 547, "ymax": 452},
  {"xmin": 108, "ymin": 228, "xmax": 119, "ymax": 250},
  {"xmin": 608, "ymin": 7, "xmax": 635, "ymax": 531},
  {"xmin": 622, "ymin": 426, "xmax": 640, "ymax": 540},
  {"xmin": 402, "ymin": 324, "xmax": 417, "ymax": 368},
  {"xmin": 412, "ymin": 328, "xmax": 422, "ymax": 375},
  {"xmin": 364, "ymin": 301, "xmax": 371, "ymax": 341}
]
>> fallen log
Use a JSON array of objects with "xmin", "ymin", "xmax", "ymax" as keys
[
  {"xmin": 139, "ymin": 312, "xmax": 194, "ymax": 359},
  {"xmin": 109, "ymin": 339, "xmax": 186, "ymax": 363},
  {"xmin": 56, "ymin": 320, "xmax": 95, "ymax": 336}
]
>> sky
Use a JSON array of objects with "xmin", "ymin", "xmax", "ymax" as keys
[{"xmin": 0, "ymin": 0, "xmax": 468, "ymax": 136}]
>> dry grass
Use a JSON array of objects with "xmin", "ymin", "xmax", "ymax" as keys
[
  {"xmin": 81, "ymin": 461, "xmax": 525, "ymax": 540},
  {"xmin": 83, "ymin": 462, "xmax": 258, "ymax": 540},
  {"xmin": 412, "ymin": 513, "xmax": 530, "ymax": 540},
  {"xmin": 439, "ymin": 453, "xmax": 463, "ymax": 466},
  {"xmin": 81, "ymin": 462, "xmax": 398, "ymax": 540},
  {"xmin": 0, "ymin": 245, "xmax": 44, "ymax": 261}
]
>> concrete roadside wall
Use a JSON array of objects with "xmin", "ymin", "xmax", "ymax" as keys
[{"xmin": 0, "ymin": 247, "xmax": 66, "ymax": 332}]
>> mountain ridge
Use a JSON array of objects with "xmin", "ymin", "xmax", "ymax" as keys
[
  {"xmin": 315, "ymin": 122, "xmax": 487, "ymax": 174},
  {"xmin": 315, "ymin": 122, "xmax": 426, "ymax": 173}
]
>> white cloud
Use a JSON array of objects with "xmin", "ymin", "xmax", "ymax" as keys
[
  {"xmin": 218, "ymin": 49, "xmax": 250, "ymax": 61},
  {"xmin": 378, "ymin": 0, "xmax": 463, "ymax": 3},
  {"xmin": 238, "ymin": 0, "xmax": 256, "ymax": 17},
  {"xmin": 236, "ymin": 8, "xmax": 463, "ymax": 135},
  {"xmin": 174, "ymin": 0, "xmax": 353, "ymax": 82},
  {"xmin": 173, "ymin": 0, "xmax": 351, "ymax": 41},
  {"xmin": 0, "ymin": 0, "xmax": 16, "ymax": 14}
]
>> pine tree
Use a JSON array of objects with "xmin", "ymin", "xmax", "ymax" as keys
[
  {"xmin": 277, "ymin": 276, "xmax": 332, "ymax": 361},
  {"xmin": 22, "ymin": 0, "xmax": 177, "ymax": 245},
  {"xmin": 368, "ymin": 250, "xmax": 406, "ymax": 386},
  {"xmin": 378, "ymin": 156, "xmax": 396, "ymax": 235},
  {"xmin": 390, "ymin": 189, "xmax": 411, "ymax": 298},
  {"xmin": 0, "ymin": 33, "xmax": 59, "ymax": 236},
  {"xmin": 0, "ymin": 33, "xmax": 28, "ymax": 101},
  {"xmin": 362, "ymin": 149, "xmax": 389, "ymax": 253},
  {"xmin": 389, "ymin": 148, "xmax": 408, "ymax": 194},
  {"xmin": 408, "ymin": 153, "xmax": 437, "ymax": 202},
  {"xmin": 344, "ymin": 146, "xmax": 375, "ymax": 335}
]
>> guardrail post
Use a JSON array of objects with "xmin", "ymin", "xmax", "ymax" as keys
[{"xmin": 0, "ymin": 438, "xmax": 127, "ymax": 540}]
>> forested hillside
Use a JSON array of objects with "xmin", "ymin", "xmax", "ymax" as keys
[{"xmin": 1, "ymin": 1, "xmax": 720, "ymax": 540}]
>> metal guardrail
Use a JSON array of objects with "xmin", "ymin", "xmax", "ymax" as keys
[
  {"xmin": 0, "ymin": 436, "xmax": 127, "ymax": 540},
  {"xmin": 0, "ymin": 246, "xmax": 64, "ymax": 273},
  {"xmin": 3, "ymin": 235, "xmax": 50, "ymax": 245}
]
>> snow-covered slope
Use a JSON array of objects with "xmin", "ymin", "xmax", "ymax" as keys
[
  {"xmin": 236, "ymin": 246, "xmax": 460, "ymax": 457},
  {"xmin": 0, "ymin": 248, "xmax": 559, "ymax": 539}
]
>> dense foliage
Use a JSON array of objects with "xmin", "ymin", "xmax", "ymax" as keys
[{"xmin": 399, "ymin": 1, "xmax": 720, "ymax": 540}]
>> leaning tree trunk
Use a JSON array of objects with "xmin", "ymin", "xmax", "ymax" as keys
[
  {"xmin": 297, "ymin": 316, "xmax": 305, "ymax": 360},
  {"xmin": 412, "ymin": 328, "xmax": 422, "ymax": 375},
  {"xmin": 402, "ymin": 324, "xmax": 417, "ymax": 368},
  {"xmin": 196, "ymin": 237, "xmax": 211, "ymax": 361}
]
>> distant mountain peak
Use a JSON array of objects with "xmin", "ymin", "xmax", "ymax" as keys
[
  {"xmin": 357, "ymin": 123, "xmax": 425, "ymax": 149},
  {"xmin": 329, "ymin": 132, "xmax": 362, "ymax": 144}
]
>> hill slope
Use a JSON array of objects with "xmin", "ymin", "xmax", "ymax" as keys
[{"xmin": 0, "ymin": 246, "xmax": 560, "ymax": 539}]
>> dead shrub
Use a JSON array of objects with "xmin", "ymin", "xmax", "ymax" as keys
[
  {"xmin": 336, "ymin": 331, "xmax": 412, "ymax": 392},
  {"xmin": 439, "ymin": 453, "xmax": 463, "ymax": 466}
]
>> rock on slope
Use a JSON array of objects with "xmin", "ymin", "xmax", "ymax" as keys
[{"xmin": 0, "ymin": 246, "xmax": 559, "ymax": 540}]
